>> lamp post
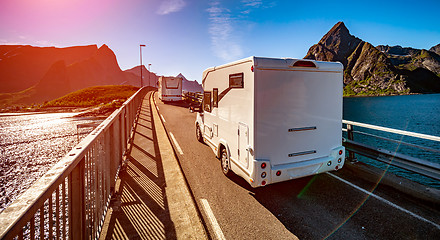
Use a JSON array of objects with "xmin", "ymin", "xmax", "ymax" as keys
[
  {"xmin": 148, "ymin": 63, "xmax": 152, "ymax": 87},
  {"xmin": 140, "ymin": 44, "xmax": 146, "ymax": 87}
]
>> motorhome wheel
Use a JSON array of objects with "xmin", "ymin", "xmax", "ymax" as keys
[
  {"xmin": 196, "ymin": 125, "xmax": 203, "ymax": 142},
  {"xmin": 221, "ymin": 148, "xmax": 232, "ymax": 176}
]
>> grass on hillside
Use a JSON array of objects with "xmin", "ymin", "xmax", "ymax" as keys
[{"xmin": 42, "ymin": 85, "xmax": 140, "ymax": 108}]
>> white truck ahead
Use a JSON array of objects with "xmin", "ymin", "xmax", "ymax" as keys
[
  {"xmin": 158, "ymin": 76, "xmax": 183, "ymax": 102},
  {"xmin": 195, "ymin": 56, "xmax": 345, "ymax": 187}
]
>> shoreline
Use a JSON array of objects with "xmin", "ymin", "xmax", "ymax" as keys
[
  {"xmin": 343, "ymin": 92, "xmax": 425, "ymax": 98},
  {"xmin": 0, "ymin": 105, "xmax": 116, "ymax": 118}
]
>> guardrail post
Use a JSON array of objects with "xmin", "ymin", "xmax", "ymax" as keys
[
  {"xmin": 346, "ymin": 124, "xmax": 358, "ymax": 162},
  {"xmin": 69, "ymin": 158, "xmax": 86, "ymax": 240}
]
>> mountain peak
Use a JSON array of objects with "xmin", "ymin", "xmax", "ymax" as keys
[
  {"xmin": 176, "ymin": 73, "xmax": 187, "ymax": 81},
  {"xmin": 305, "ymin": 22, "xmax": 361, "ymax": 66},
  {"xmin": 325, "ymin": 22, "xmax": 349, "ymax": 36},
  {"xmin": 94, "ymin": 44, "xmax": 121, "ymax": 72}
]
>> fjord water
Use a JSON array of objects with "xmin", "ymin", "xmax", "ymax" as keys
[
  {"xmin": 343, "ymin": 93, "xmax": 440, "ymax": 188},
  {"xmin": 0, "ymin": 112, "xmax": 101, "ymax": 211}
]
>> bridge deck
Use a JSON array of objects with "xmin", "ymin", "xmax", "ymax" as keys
[{"xmin": 99, "ymin": 92, "xmax": 207, "ymax": 239}]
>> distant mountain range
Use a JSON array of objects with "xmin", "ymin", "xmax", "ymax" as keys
[
  {"xmin": 125, "ymin": 65, "xmax": 159, "ymax": 87},
  {"xmin": 125, "ymin": 68, "xmax": 202, "ymax": 93},
  {"xmin": 0, "ymin": 45, "xmax": 160, "ymax": 107},
  {"xmin": 0, "ymin": 44, "xmax": 202, "ymax": 107},
  {"xmin": 176, "ymin": 73, "xmax": 203, "ymax": 93},
  {"xmin": 305, "ymin": 22, "xmax": 440, "ymax": 96}
]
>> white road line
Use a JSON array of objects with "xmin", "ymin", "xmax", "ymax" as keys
[
  {"xmin": 169, "ymin": 132, "xmax": 184, "ymax": 155},
  {"xmin": 327, "ymin": 172, "xmax": 440, "ymax": 229},
  {"xmin": 160, "ymin": 114, "xmax": 166, "ymax": 123},
  {"xmin": 200, "ymin": 199, "xmax": 226, "ymax": 240}
]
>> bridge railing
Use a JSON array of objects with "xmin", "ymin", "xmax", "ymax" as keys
[
  {"xmin": 0, "ymin": 87, "xmax": 149, "ymax": 240},
  {"xmin": 343, "ymin": 120, "xmax": 440, "ymax": 182}
]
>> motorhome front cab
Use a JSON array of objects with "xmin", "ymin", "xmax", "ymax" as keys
[
  {"xmin": 158, "ymin": 76, "xmax": 183, "ymax": 101},
  {"xmin": 195, "ymin": 56, "xmax": 345, "ymax": 188}
]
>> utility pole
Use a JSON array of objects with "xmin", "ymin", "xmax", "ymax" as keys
[
  {"xmin": 140, "ymin": 44, "xmax": 146, "ymax": 87},
  {"xmin": 148, "ymin": 63, "xmax": 152, "ymax": 87}
]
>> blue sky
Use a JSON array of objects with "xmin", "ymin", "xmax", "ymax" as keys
[{"xmin": 1, "ymin": 0, "xmax": 439, "ymax": 81}]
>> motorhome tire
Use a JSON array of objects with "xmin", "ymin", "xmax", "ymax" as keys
[
  {"xmin": 221, "ymin": 148, "xmax": 232, "ymax": 177},
  {"xmin": 196, "ymin": 125, "xmax": 203, "ymax": 142}
]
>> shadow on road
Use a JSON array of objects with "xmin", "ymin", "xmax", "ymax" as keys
[
  {"xmin": 160, "ymin": 99, "xmax": 200, "ymax": 110},
  {"xmin": 101, "ymin": 93, "xmax": 177, "ymax": 239}
]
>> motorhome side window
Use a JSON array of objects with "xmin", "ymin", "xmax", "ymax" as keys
[
  {"xmin": 229, "ymin": 73, "xmax": 244, "ymax": 88},
  {"xmin": 204, "ymin": 91, "xmax": 212, "ymax": 112},
  {"xmin": 213, "ymin": 88, "xmax": 218, "ymax": 107}
]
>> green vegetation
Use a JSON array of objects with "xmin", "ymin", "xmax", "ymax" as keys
[
  {"xmin": 343, "ymin": 77, "xmax": 409, "ymax": 97},
  {"xmin": 416, "ymin": 50, "xmax": 430, "ymax": 60},
  {"xmin": 42, "ymin": 85, "xmax": 139, "ymax": 108}
]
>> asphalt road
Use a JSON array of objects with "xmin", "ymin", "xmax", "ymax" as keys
[{"xmin": 154, "ymin": 93, "xmax": 440, "ymax": 240}]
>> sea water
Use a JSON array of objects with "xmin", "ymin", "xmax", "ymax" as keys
[
  {"xmin": 343, "ymin": 93, "xmax": 440, "ymax": 188},
  {"xmin": 0, "ymin": 112, "xmax": 101, "ymax": 211}
]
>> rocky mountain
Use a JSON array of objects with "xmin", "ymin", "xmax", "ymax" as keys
[
  {"xmin": 430, "ymin": 44, "xmax": 440, "ymax": 55},
  {"xmin": 0, "ymin": 44, "xmax": 141, "ymax": 106},
  {"xmin": 0, "ymin": 45, "xmax": 97, "ymax": 93},
  {"xmin": 124, "ymin": 65, "xmax": 159, "ymax": 87},
  {"xmin": 176, "ymin": 73, "xmax": 203, "ymax": 93},
  {"xmin": 305, "ymin": 22, "xmax": 440, "ymax": 96}
]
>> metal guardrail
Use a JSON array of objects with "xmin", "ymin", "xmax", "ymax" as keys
[
  {"xmin": 0, "ymin": 87, "xmax": 149, "ymax": 239},
  {"xmin": 343, "ymin": 120, "xmax": 440, "ymax": 181}
]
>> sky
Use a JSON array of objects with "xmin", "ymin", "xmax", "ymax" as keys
[{"xmin": 1, "ymin": 0, "xmax": 440, "ymax": 82}]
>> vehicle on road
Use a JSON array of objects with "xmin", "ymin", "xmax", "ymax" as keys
[
  {"xmin": 158, "ymin": 76, "xmax": 183, "ymax": 102},
  {"xmin": 195, "ymin": 56, "xmax": 345, "ymax": 187}
]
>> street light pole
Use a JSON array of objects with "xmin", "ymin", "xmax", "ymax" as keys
[
  {"xmin": 148, "ymin": 63, "xmax": 152, "ymax": 87},
  {"xmin": 140, "ymin": 44, "xmax": 146, "ymax": 87}
]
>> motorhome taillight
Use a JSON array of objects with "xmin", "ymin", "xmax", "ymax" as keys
[
  {"xmin": 327, "ymin": 161, "xmax": 332, "ymax": 166},
  {"xmin": 261, "ymin": 172, "xmax": 267, "ymax": 178},
  {"xmin": 262, "ymin": 181, "xmax": 266, "ymax": 186},
  {"xmin": 261, "ymin": 162, "xmax": 266, "ymax": 169},
  {"xmin": 339, "ymin": 150, "xmax": 343, "ymax": 155},
  {"xmin": 251, "ymin": 65, "xmax": 254, "ymax": 72},
  {"xmin": 276, "ymin": 171, "xmax": 281, "ymax": 176},
  {"xmin": 338, "ymin": 158, "xmax": 342, "ymax": 163},
  {"xmin": 292, "ymin": 60, "xmax": 316, "ymax": 68}
]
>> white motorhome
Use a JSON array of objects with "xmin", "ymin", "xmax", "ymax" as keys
[
  {"xmin": 195, "ymin": 56, "xmax": 345, "ymax": 188},
  {"xmin": 158, "ymin": 76, "xmax": 183, "ymax": 102}
]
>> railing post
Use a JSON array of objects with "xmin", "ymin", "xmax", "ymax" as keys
[
  {"xmin": 346, "ymin": 124, "xmax": 358, "ymax": 162},
  {"xmin": 110, "ymin": 120, "xmax": 119, "ymax": 195},
  {"xmin": 69, "ymin": 158, "xmax": 86, "ymax": 240}
]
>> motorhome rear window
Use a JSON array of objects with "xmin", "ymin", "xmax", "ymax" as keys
[
  {"xmin": 229, "ymin": 73, "xmax": 244, "ymax": 88},
  {"xmin": 165, "ymin": 78, "xmax": 180, "ymax": 89}
]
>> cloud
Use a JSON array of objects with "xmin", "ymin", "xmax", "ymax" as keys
[
  {"xmin": 240, "ymin": 0, "xmax": 276, "ymax": 14},
  {"xmin": 242, "ymin": 0, "xmax": 263, "ymax": 8},
  {"xmin": 206, "ymin": 1, "xmax": 243, "ymax": 61},
  {"xmin": 157, "ymin": 0, "xmax": 186, "ymax": 15}
]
